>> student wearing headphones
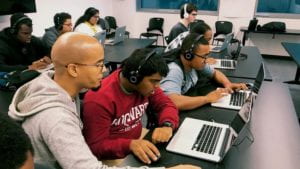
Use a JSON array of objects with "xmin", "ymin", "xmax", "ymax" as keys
[
  {"xmin": 167, "ymin": 3, "xmax": 197, "ymax": 44},
  {"xmin": 83, "ymin": 48, "xmax": 179, "ymax": 164},
  {"xmin": 160, "ymin": 33, "xmax": 247, "ymax": 111},
  {"xmin": 165, "ymin": 22, "xmax": 216, "ymax": 64},
  {"xmin": 74, "ymin": 7, "xmax": 103, "ymax": 36},
  {"xmin": 0, "ymin": 13, "xmax": 51, "ymax": 72},
  {"xmin": 42, "ymin": 12, "xmax": 72, "ymax": 50}
]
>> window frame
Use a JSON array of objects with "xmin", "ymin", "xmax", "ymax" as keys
[
  {"xmin": 136, "ymin": 0, "xmax": 220, "ymax": 16},
  {"xmin": 254, "ymin": 0, "xmax": 300, "ymax": 19}
]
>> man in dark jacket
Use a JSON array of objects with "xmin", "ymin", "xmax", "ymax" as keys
[
  {"xmin": 0, "ymin": 13, "xmax": 51, "ymax": 72},
  {"xmin": 42, "ymin": 12, "xmax": 72, "ymax": 50}
]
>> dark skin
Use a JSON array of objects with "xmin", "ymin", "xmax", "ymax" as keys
[{"xmin": 15, "ymin": 24, "xmax": 51, "ymax": 70}]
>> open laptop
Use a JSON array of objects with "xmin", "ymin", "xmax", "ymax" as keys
[
  {"xmin": 211, "ymin": 63, "xmax": 265, "ymax": 110},
  {"xmin": 104, "ymin": 26, "xmax": 126, "ymax": 45},
  {"xmin": 166, "ymin": 94, "xmax": 254, "ymax": 162},
  {"xmin": 94, "ymin": 31, "xmax": 106, "ymax": 45},
  {"xmin": 210, "ymin": 34, "xmax": 233, "ymax": 53},
  {"xmin": 210, "ymin": 43, "xmax": 242, "ymax": 70}
]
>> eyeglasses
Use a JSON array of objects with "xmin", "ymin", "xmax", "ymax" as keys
[
  {"xmin": 66, "ymin": 62, "xmax": 105, "ymax": 70},
  {"xmin": 92, "ymin": 15, "xmax": 100, "ymax": 19},
  {"xmin": 63, "ymin": 23, "xmax": 72, "ymax": 27},
  {"xmin": 194, "ymin": 53, "xmax": 209, "ymax": 63}
]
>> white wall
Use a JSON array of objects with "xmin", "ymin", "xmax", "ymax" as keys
[
  {"xmin": 111, "ymin": 0, "xmax": 300, "ymax": 56},
  {"xmin": 0, "ymin": 0, "xmax": 113, "ymax": 36}
]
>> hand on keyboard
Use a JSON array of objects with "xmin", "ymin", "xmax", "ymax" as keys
[
  {"xmin": 206, "ymin": 88, "xmax": 229, "ymax": 103},
  {"xmin": 224, "ymin": 82, "xmax": 248, "ymax": 93},
  {"xmin": 167, "ymin": 164, "xmax": 201, "ymax": 169},
  {"xmin": 129, "ymin": 139, "xmax": 160, "ymax": 164},
  {"xmin": 205, "ymin": 57, "xmax": 217, "ymax": 65}
]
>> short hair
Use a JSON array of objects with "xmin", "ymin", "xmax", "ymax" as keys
[
  {"xmin": 121, "ymin": 48, "xmax": 169, "ymax": 84},
  {"xmin": 180, "ymin": 3, "xmax": 197, "ymax": 19},
  {"xmin": 74, "ymin": 7, "xmax": 99, "ymax": 29},
  {"xmin": 190, "ymin": 22, "xmax": 211, "ymax": 35},
  {"xmin": 180, "ymin": 33, "xmax": 209, "ymax": 54},
  {"xmin": 0, "ymin": 114, "xmax": 34, "ymax": 169},
  {"xmin": 54, "ymin": 12, "xmax": 72, "ymax": 30},
  {"xmin": 10, "ymin": 13, "xmax": 32, "ymax": 32}
]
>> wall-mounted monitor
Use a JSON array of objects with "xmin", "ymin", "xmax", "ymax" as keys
[{"xmin": 0, "ymin": 0, "xmax": 36, "ymax": 15}]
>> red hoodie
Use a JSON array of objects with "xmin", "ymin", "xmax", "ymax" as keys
[{"xmin": 83, "ymin": 69, "xmax": 179, "ymax": 159}]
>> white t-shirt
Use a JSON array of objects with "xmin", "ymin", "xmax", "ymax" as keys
[{"xmin": 74, "ymin": 22, "xmax": 103, "ymax": 36}]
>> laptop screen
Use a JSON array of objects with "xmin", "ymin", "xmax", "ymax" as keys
[{"xmin": 252, "ymin": 63, "xmax": 265, "ymax": 94}]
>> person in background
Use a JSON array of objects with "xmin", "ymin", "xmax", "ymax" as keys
[
  {"xmin": 167, "ymin": 3, "xmax": 197, "ymax": 43},
  {"xmin": 165, "ymin": 22, "xmax": 216, "ymax": 64},
  {"xmin": 8, "ymin": 32, "xmax": 199, "ymax": 169},
  {"xmin": 83, "ymin": 48, "xmax": 179, "ymax": 164},
  {"xmin": 74, "ymin": 7, "xmax": 103, "ymax": 36},
  {"xmin": 42, "ymin": 12, "xmax": 72, "ymax": 50},
  {"xmin": 0, "ymin": 13, "xmax": 51, "ymax": 72},
  {"xmin": 160, "ymin": 33, "xmax": 247, "ymax": 111}
]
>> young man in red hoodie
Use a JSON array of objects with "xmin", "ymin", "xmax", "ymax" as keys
[{"xmin": 83, "ymin": 48, "xmax": 179, "ymax": 165}]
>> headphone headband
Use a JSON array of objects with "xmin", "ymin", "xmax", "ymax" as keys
[
  {"xmin": 128, "ymin": 50, "xmax": 156, "ymax": 84},
  {"xmin": 184, "ymin": 34, "xmax": 203, "ymax": 60},
  {"xmin": 10, "ymin": 16, "xmax": 30, "ymax": 34}
]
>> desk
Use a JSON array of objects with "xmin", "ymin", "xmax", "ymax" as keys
[
  {"xmin": 104, "ymin": 38, "xmax": 155, "ymax": 63},
  {"xmin": 210, "ymin": 46, "xmax": 272, "ymax": 81},
  {"xmin": 281, "ymin": 42, "xmax": 300, "ymax": 84},
  {"xmin": 120, "ymin": 82, "xmax": 300, "ymax": 169},
  {"xmin": 240, "ymin": 27, "xmax": 300, "ymax": 46}
]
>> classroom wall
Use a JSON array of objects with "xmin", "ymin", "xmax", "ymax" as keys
[
  {"xmin": 112, "ymin": 0, "xmax": 300, "ymax": 56},
  {"xmin": 0, "ymin": 0, "xmax": 113, "ymax": 36}
]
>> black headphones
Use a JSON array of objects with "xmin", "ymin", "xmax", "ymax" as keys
[
  {"xmin": 183, "ymin": 34, "xmax": 203, "ymax": 60},
  {"xmin": 10, "ymin": 16, "xmax": 30, "ymax": 34},
  {"xmin": 128, "ymin": 50, "xmax": 156, "ymax": 84}
]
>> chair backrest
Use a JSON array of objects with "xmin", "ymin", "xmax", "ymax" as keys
[
  {"xmin": 190, "ymin": 19, "xmax": 205, "ymax": 30},
  {"xmin": 98, "ymin": 18, "xmax": 109, "ymax": 31},
  {"xmin": 147, "ymin": 17, "xmax": 164, "ymax": 33},
  {"xmin": 215, "ymin": 21, "xmax": 233, "ymax": 36},
  {"xmin": 105, "ymin": 16, "xmax": 117, "ymax": 30}
]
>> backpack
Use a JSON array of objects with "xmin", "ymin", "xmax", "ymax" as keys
[
  {"xmin": 0, "ymin": 70, "xmax": 40, "ymax": 91},
  {"xmin": 257, "ymin": 22, "xmax": 286, "ymax": 32}
]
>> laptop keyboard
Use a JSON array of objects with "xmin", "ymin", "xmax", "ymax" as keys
[
  {"xmin": 192, "ymin": 124, "xmax": 222, "ymax": 154},
  {"xmin": 230, "ymin": 92, "xmax": 247, "ymax": 106},
  {"xmin": 220, "ymin": 60, "xmax": 235, "ymax": 68}
]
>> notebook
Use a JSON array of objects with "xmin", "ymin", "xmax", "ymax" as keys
[
  {"xmin": 104, "ymin": 26, "xmax": 126, "ymax": 45},
  {"xmin": 210, "ymin": 34, "xmax": 233, "ymax": 53},
  {"xmin": 211, "ymin": 63, "xmax": 265, "ymax": 110},
  {"xmin": 94, "ymin": 31, "xmax": 106, "ymax": 45},
  {"xmin": 166, "ymin": 94, "xmax": 254, "ymax": 162},
  {"xmin": 210, "ymin": 43, "xmax": 242, "ymax": 70}
]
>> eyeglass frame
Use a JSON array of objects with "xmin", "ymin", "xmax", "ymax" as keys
[{"xmin": 65, "ymin": 62, "xmax": 105, "ymax": 71}]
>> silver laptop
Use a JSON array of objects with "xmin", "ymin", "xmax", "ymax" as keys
[
  {"xmin": 105, "ymin": 26, "xmax": 126, "ymax": 45},
  {"xmin": 211, "ymin": 63, "xmax": 265, "ymax": 110},
  {"xmin": 211, "ymin": 44, "xmax": 242, "ymax": 70},
  {"xmin": 210, "ymin": 34, "xmax": 233, "ymax": 52},
  {"xmin": 167, "ymin": 95, "xmax": 254, "ymax": 162},
  {"xmin": 94, "ymin": 31, "xmax": 106, "ymax": 45}
]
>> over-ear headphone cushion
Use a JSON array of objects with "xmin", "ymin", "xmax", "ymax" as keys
[
  {"xmin": 184, "ymin": 52, "xmax": 193, "ymax": 60},
  {"xmin": 129, "ymin": 71, "xmax": 139, "ymax": 84}
]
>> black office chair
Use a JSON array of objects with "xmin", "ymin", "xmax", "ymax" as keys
[
  {"xmin": 97, "ymin": 18, "xmax": 109, "ymax": 32},
  {"xmin": 213, "ymin": 21, "xmax": 239, "ymax": 45},
  {"xmin": 105, "ymin": 16, "xmax": 130, "ymax": 38},
  {"xmin": 140, "ymin": 17, "xmax": 165, "ymax": 46},
  {"xmin": 190, "ymin": 19, "xmax": 205, "ymax": 30}
]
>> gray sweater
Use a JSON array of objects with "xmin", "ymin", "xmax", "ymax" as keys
[
  {"xmin": 42, "ymin": 26, "xmax": 60, "ymax": 49},
  {"xmin": 8, "ymin": 71, "xmax": 164, "ymax": 169}
]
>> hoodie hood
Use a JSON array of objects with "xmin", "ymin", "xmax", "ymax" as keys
[
  {"xmin": 44, "ymin": 26, "xmax": 59, "ymax": 36},
  {"xmin": 9, "ymin": 71, "xmax": 77, "ymax": 121}
]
